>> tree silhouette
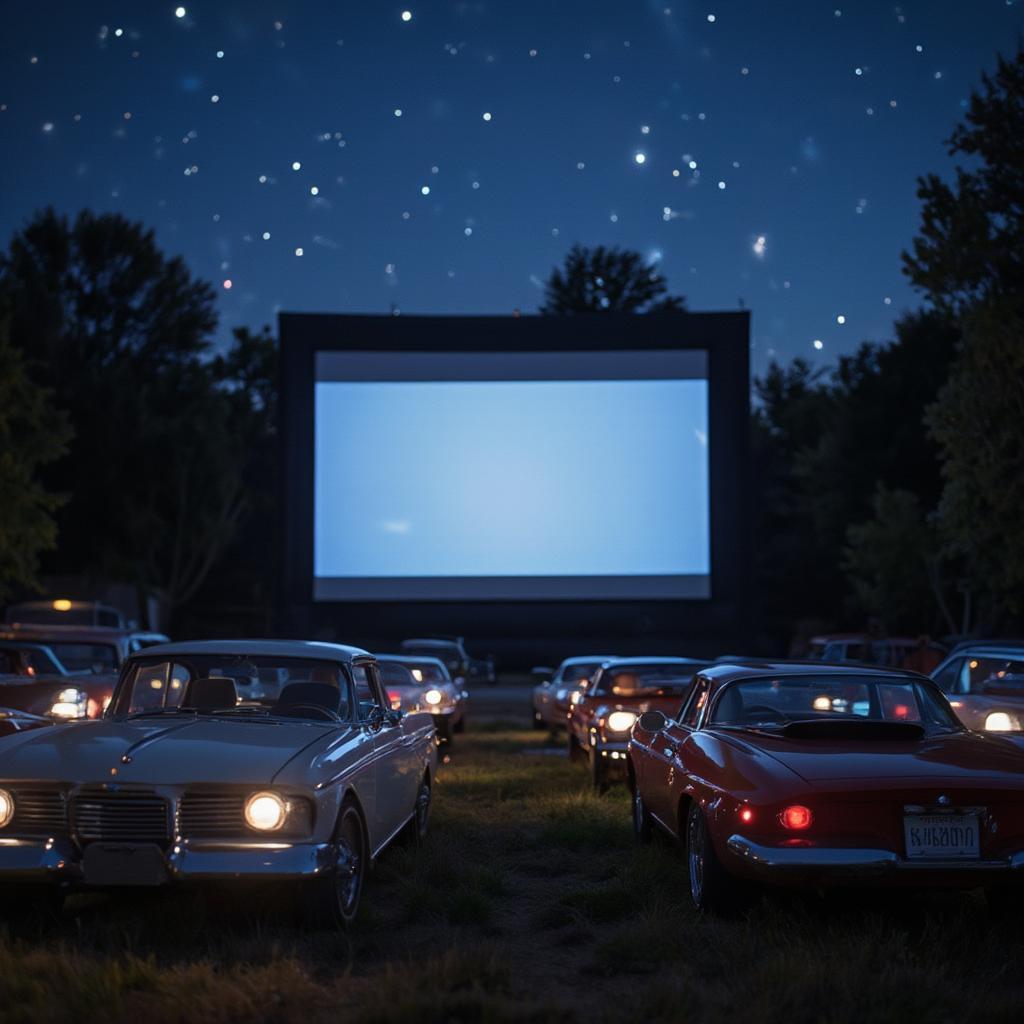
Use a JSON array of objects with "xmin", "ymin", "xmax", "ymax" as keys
[
  {"xmin": 0, "ymin": 308, "xmax": 71, "ymax": 601},
  {"xmin": 0, "ymin": 209, "xmax": 257, "ymax": 624},
  {"xmin": 540, "ymin": 244, "xmax": 685, "ymax": 315}
]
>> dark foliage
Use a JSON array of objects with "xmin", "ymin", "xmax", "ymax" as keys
[{"xmin": 540, "ymin": 244, "xmax": 685, "ymax": 315}]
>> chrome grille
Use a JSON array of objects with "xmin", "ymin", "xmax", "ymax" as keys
[
  {"xmin": 11, "ymin": 790, "xmax": 67, "ymax": 835},
  {"xmin": 178, "ymin": 791, "xmax": 245, "ymax": 838},
  {"xmin": 71, "ymin": 789, "xmax": 169, "ymax": 844}
]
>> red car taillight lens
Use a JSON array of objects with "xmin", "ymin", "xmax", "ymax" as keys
[
  {"xmin": 387, "ymin": 689, "xmax": 401, "ymax": 710},
  {"xmin": 738, "ymin": 806, "xmax": 754, "ymax": 824},
  {"xmin": 780, "ymin": 805, "xmax": 813, "ymax": 830}
]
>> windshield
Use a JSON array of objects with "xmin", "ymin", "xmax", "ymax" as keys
[
  {"xmin": 560, "ymin": 663, "xmax": 601, "ymax": 685},
  {"xmin": 387, "ymin": 661, "xmax": 448, "ymax": 684},
  {"xmin": 113, "ymin": 655, "xmax": 353, "ymax": 721},
  {"xmin": 379, "ymin": 662, "xmax": 417, "ymax": 688},
  {"xmin": 945, "ymin": 655, "xmax": 1024, "ymax": 696},
  {"xmin": 709, "ymin": 675, "xmax": 960, "ymax": 732},
  {"xmin": 46, "ymin": 642, "xmax": 118, "ymax": 672},
  {"xmin": 592, "ymin": 664, "xmax": 695, "ymax": 698}
]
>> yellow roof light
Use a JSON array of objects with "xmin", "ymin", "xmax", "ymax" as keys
[{"xmin": 52, "ymin": 599, "xmax": 72, "ymax": 612}]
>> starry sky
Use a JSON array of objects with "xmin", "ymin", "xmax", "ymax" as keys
[{"xmin": 1, "ymin": 2, "xmax": 1020, "ymax": 373}]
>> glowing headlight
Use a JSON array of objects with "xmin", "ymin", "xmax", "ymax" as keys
[
  {"xmin": 606, "ymin": 710, "xmax": 638, "ymax": 733},
  {"xmin": 985, "ymin": 711, "xmax": 1015, "ymax": 732},
  {"xmin": 0, "ymin": 789, "xmax": 13, "ymax": 829},
  {"xmin": 424, "ymin": 688, "xmax": 443, "ymax": 706},
  {"xmin": 244, "ymin": 791, "xmax": 287, "ymax": 831},
  {"xmin": 50, "ymin": 688, "xmax": 88, "ymax": 719},
  {"xmin": 570, "ymin": 691, "xmax": 583, "ymax": 706}
]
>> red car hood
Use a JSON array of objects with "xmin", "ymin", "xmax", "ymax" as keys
[{"xmin": 726, "ymin": 729, "xmax": 1024, "ymax": 789}]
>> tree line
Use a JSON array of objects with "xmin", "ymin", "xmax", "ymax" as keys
[{"xmin": 0, "ymin": 50, "xmax": 1020, "ymax": 645}]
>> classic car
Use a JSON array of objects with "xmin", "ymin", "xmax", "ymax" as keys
[
  {"xmin": 568, "ymin": 657, "xmax": 703, "ymax": 791},
  {"xmin": 931, "ymin": 641, "xmax": 1024, "ymax": 734},
  {"xmin": 0, "ymin": 623, "xmax": 170, "ymax": 672},
  {"xmin": 399, "ymin": 637, "xmax": 496, "ymax": 685},
  {"xmin": 628, "ymin": 662, "xmax": 1024, "ymax": 914},
  {"xmin": 376, "ymin": 654, "xmax": 467, "ymax": 741},
  {"xmin": 531, "ymin": 656, "xmax": 616, "ymax": 731},
  {"xmin": 0, "ymin": 639, "xmax": 119, "ymax": 721},
  {"xmin": 0, "ymin": 639, "xmax": 437, "ymax": 926},
  {"xmin": 807, "ymin": 633, "xmax": 946, "ymax": 671}
]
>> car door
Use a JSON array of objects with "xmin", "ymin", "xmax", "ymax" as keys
[
  {"xmin": 353, "ymin": 661, "xmax": 417, "ymax": 846},
  {"xmin": 645, "ymin": 676, "xmax": 709, "ymax": 833}
]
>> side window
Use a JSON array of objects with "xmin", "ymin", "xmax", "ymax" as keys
[
  {"xmin": 931, "ymin": 658, "xmax": 964, "ymax": 694},
  {"xmin": 352, "ymin": 664, "xmax": 383, "ymax": 719},
  {"xmin": 680, "ymin": 677, "xmax": 709, "ymax": 727}
]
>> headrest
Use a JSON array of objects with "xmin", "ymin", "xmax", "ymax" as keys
[
  {"xmin": 611, "ymin": 672, "xmax": 640, "ymax": 695},
  {"xmin": 275, "ymin": 682, "xmax": 341, "ymax": 714},
  {"xmin": 185, "ymin": 676, "xmax": 238, "ymax": 712}
]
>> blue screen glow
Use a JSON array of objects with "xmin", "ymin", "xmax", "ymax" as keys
[{"xmin": 314, "ymin": 366, "xmax": 709, "ymax": 600}]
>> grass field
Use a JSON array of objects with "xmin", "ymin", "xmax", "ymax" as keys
[{"xmin": 3, "ymin": 706, "xmax": 1024, "ymax": 1023}]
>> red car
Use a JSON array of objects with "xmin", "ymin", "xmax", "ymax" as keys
[
  {"xmin": 568, "ymin": 657, "xmax": 703, "ymax": 791},
  {"xmin": 628, "ymin": 662, "xmax": 1024, "ymax": 914}
]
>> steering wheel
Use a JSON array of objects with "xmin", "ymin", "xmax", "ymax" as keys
[
  {"xmin": 274, "ymin": 702, "xmax": 342, "ymax": 722},
  {"xmin": 740, "ymin": 704, "xmax": 789, "ymax": 725}
]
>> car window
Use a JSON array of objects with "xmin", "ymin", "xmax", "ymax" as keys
[
  {"xmin": 680, "ymin": 677, "xmax": 709, "ymax": 726},
  {"xmin": 124, "ymin": 662, "xmax": 191, "ymax": 713},
  {"xmin": 47, "ymin": 642, "xmax": 119, "ymax": 672},
  {"xmin": 352, "ymin": 664, "xmax": 382, "ymax": 719},
  {"xmin": 27, "ymin": 649, "xmax": 59, "ymax": 674},
  {"xmin": 592, "ymin": 665, "xmax": 694, "ymax": 698},
  {"xmin": 0, "ymin": 650, "xmax": 19, "ymax": 674},
  {"xmin": 954, "ymin": 655, "xmax": 1024, "ymax": 695},
  {"xmin": 931, "ymin": 657, "xmax": 964, "ymax": 694}
]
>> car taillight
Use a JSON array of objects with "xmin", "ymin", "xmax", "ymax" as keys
[
  {"xmin": 780, "ymin": 805, "xmax": 813, "ymax": 830},
  {"xmin": 738, "ymin": 806, "xmax": 754, "ymax": 824},
  {"xmin": 387, "ymin": 689, "xmax": 402, "ymax": 710}
]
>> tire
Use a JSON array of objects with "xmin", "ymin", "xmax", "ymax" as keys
[
  {"xmin": 632, "ymin": 784, "xmax": 653, "ymax": 845},
  {"xmin": 686, "ymin": 802, "xmax": 748, "ymax": 915},
  {"xmin": 568, "ymin": 731, "xmax": 584, "ymax": 763},
  {"xmin": 408, "ymin": 773, "xmax": 432, "ymax": 843},
  {"xmin": 300, "ymin": 801, "xmax": 367, "ymax": 929},
  {"xmin": 589, "ymin": 745, "xmax": 608, "ymax": 795}
]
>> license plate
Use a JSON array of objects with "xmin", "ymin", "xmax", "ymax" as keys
[
  {"xmin": 82, "ymin": 843, "xmax": 168, "ymax": 886},
  {"xmin": 903, "ymin": 814, "xmax": 980, "ymax": 860}
]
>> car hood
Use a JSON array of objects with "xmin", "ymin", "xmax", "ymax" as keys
[
  {"xmin": 744, "ymin": 729, "xmax": 1024, "ymax": 787},
  {"xmin": 0, "ymin": 716, "xmax": 342, "ymax": 786}
]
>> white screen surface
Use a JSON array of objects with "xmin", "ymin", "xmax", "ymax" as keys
[{"xmin": 314, "ymin": 351, "xmax": 709, "ymax": 600}]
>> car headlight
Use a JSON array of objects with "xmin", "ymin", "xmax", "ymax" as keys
[
  {"xmin": 570, "ymin": 691, "xmax": 583, "ymax": 706},
  {"xmin": 606, "ymin": 710, "xmax": 638, "ymax": 733},
  {"xmin": 424, "ymin": 688, "xmax": 443, "ymax": 706},
  {"xmin": 50, "ymin": 687, "xmax": 88, "ymax": 719},
  {"xmin": 985, "ymin": 711, "xmax": 1015, "ymax": 732},
  {"xmin": 0, "ymin": 789, "xmax": 13, "ymax": 829},
  {"xmin": 244, "ymin": 791, "xmax": 287, "ymax": 831}
]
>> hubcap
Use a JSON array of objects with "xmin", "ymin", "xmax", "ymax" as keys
[
  {"xmin": 335, "ymin": 815, "xmax": 362, "ymax": 914},
  {"xmin": 688, "ymin": 811, "xmax": 705, "ymax": 905}
]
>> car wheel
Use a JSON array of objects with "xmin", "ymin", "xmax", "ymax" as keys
[
  {"xmin": 589, "ymin": 745, "xmax": 608, "ymax": 795},
  {"xmin": 633, "ymin": 784, "xmax": 653, "ymax": 845},
  {"xmin": 568, "ymin": 731, "xmax": 584, "ymax": 763},
  {"xmin": 686, "ymin": 802, "xmax": 746, "ymax": 915},
  {"xmin": 410, "ymin": 773, "xmax": 432, "ymax": 843},
  {"xmin": 301, "ymin": 802, "xmax": 366, "ymax": 929}
]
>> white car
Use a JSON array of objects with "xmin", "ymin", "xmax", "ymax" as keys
[
  {"xmin": 0, "ymin": 639, "xmax": 437, "ymax": 927},
  {"xmin": 377, "ymin": 655, "xmax": 467, "ymax": 741}
]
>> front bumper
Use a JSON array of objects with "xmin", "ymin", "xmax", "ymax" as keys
[
  {"xmin": 0, "ymin": 836, "xmax": 335, "ymax": 887},
  {"xmin": 726, "ymin": 834, "xmax": 1024, "ymax": 887}
]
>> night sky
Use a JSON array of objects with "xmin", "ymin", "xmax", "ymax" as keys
[{"xmin": 1, "ymin": 2, "xmax": 1019, "ymax": 372}]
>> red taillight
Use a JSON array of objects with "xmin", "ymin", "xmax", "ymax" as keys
[
  {"xmin": 739, "ymin": 806, "xmax": 754, "ymax": 824},
  {"xmin": 387, "ymin": 689, "xmax": 401, "ymax": 710},
  {"xmin": 780, "ymin": 805, "xmax": 813, "ymax": 830},
  {"xmin": 893, "ymin": 704, "xmax": 909, "ymax": 719}
]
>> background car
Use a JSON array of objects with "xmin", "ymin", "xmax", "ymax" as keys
[
  {"xmin": 531, "ymin": 655, "xmax": 616, "ymax": 731},
  {"xmin": 568, "ymin": 657, "xmax": 703, "ymax": 791},
  {"xmin": 0, "ymin": 640, "xmax": 80, "ymax": 678},
  {"xmin": 0, "ymin": 623, "xmax": 169, "ymax": 672},
  {"xmin": 931, "ymin": 641, "xmax": 1024, "ymax": 734},
  {"xmin": 399, "ymin": 637, "xmax": 496, "ymax": 685},
  {"xmin": 0, "ymin": 639, "xmax": 437, "ymax": 927},
  {"xmin": 807, "ymin": 633, "xmax": 946, "ymax": 670},
  {"xmin": 377, "ymin": 654, "xmax": 467, "ymax": 741},
  {"xmin": 629, "ymin": 662, "xmax": 1024, "ymax": 914}
]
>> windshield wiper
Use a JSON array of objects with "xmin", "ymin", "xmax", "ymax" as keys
[{"xmin": 126, "ymin": 707, "xmax": 198, "ymax": 719}]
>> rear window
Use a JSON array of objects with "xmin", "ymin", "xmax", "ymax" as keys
[
  {"xmin": 47, "ymin": 643, "xmax": 118, "ymax": 672},
  {"xmin": 592, "ymin": 664, "xmax": 695, "ymax": 698}
]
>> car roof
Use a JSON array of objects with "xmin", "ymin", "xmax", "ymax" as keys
[
  {"xmin": 947, "ymin": 640, "xmax": 1024, "ymax": 658},
  {"xmin": 0, "ymin": 624, "xmax": 131, "ymax": 643},
  {"xmin": 0, "ymin": 639, "xmax": 54, "ymax": 651},
  {"xmin": 560, "ymin": 655, "xmax": 618, "ymax": 666},
  {"xmin": 601, "ymin": 656, "xmax": 706, "ymax": 668},
  {"xmin": 124, "ymin": 639, "xmax": 370, "ymax": 663},
  {"xmin": 703, "ymin": 661, "xmax": 926, "ymax": 684},
  {"xmin": 400, "ymin": 638, "xmax": 460, "ymax": 647},
  {"xmin": 376, "ymin": 653, "xmax": 448, "ymax": 670}
]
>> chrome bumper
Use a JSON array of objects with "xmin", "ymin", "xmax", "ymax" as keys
[
  {"xmin": 727, "ymin": 834, "xmax": 1024, "ymax": 883},
  {"xmin": 0, "ymin": 837, "xmax": 334, "ymax": 885}
]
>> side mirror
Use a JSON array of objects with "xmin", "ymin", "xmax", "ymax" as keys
[
  {"xmin": 638, "ymin": 710, "xmax": 668, "ymax": 733},
  {"xmin": 385, "ymin": 709, "xmax": 404, "ymax": 727}
]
